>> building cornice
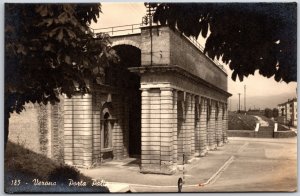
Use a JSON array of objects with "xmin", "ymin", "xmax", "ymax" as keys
[{"xmin": 129, "ymin": 65, "xmax": 232, "ymax": 97}]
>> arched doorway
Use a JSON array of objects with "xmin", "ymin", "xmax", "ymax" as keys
[{"xmin": 108, "ymin": 44, "xmax": 141, "ymax": 158}]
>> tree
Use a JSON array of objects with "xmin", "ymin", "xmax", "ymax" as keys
[
  {"xmin": 264, "ymin": 108, "xmax": 273, "ymax": 118},
  {"xmin": 5, "ymin": 4, "xmax": 114, "ymax": 148},
  {"xmin": 152, "ymin": 3, "xmax": 296, "ymax": 83},
  {"xmin": 272, "ymin": 108, "xmax": 279, "ymax": 118}
]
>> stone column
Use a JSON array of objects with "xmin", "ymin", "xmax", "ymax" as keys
[
  {"xmin": 64, "ymin": 94, "xmax": 93, "ymax": 167},
  {"xmin": 160, "ymin": 88, "xmax": 176, "ymax": 174},
  {"xmin": 92, "ymin": 91, "xmax": 101, "ymax": 164},
  {"xmin": 207, "ymin": 99, "xmax": 213, "ymax": 150},
  {"xmin": 140, "ymin": 88, "xmax": 152, "ymax": 172},
  {"xmin": 64, "ymin": 96, "xmax": 74, "ymax": 165},
  {"xmin": 141, "ymin": 88, "xmax": 176, "ymax": 174},
  {"xmin": 223, "ymin": 103, "xmax": 228, "ymax": 143},
  {"xmin": 216, "ymin": 102, "xmax": 223, "ymax": 147},
  {"xmin": 177, "ymin": 91, "xmax": 185, "ymax": 164},
  {"xmin": 172, "ymin": 90, "xmax": 178, "ymax": 165},
  {"xmin": 183, "ymin": 93, "xmax": 192, "ymax": 161},
  {"xmin": 80, "ymin": 94, "xmax": 93, "ymax": 167},
  {"xmin": 206, "ymin": 99, "xmax": 209, "ymax": 151},
  {"xmin": 208, "ymin": 100, "xmax": 217, "ymax": 150},
  {"xmin": 190, "ymin": 95, "xmax": 196, "ymax": 157},
  {"xmin": 199, "ymin": 97, "xmax": 208, "ymax": 156},
  {"xmin": 194, "ymin": 96, "xmax": 200, "ymax": 157}
]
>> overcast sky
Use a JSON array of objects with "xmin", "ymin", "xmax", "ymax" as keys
[{"xmin": 91, "ymin": 3, "xmax": 297, "ymax": 110}]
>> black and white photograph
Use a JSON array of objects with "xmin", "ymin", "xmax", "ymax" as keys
[{"xmin": 4, "ymin": 2, "xmax": 297, "ymax": 193}]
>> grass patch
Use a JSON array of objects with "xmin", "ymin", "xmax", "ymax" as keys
[
  {"xmin": 228, "ymin": 112, "xmax": 290, "ymax": 131},
  {"xmin": 5, "ymin": 141, "xmax": 109, "ymax": 193},
  {"xmin": 228, "ymin": 112, "xmax": 257, "ymax": 130},
  {"xmin": 255, "ymin": 115, "xmax": 289, "ymax": 131}
]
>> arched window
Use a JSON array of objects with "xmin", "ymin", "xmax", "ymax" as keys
[
  {"xmin": 101, "ymin": 103, "xmax": 114, "ymax": 150},
  {"xmin": 103, "ymin": 112, "xmax": 110, "ymax": 149}
]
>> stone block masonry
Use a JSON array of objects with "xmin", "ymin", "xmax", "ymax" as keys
[
  {"xmin": 216, "ymin": 102, "xmax": 224, "ymax": 147},
  {"xmin": 59, "ymin": 25, "xmax": 231, "ymax": 173},
  {"xmin": 64, "ymin": 94, "xmax": 93, "ymax": 167},
  {"xmin": 8, "ymin": 25, "xmax": 230, "ymax": 174},
  {"xmin": 8, "ymin": 101, "xmax": 64, "ymax": 162},
  {"xmin": 199, "ymin": 98, "xmax": 208, "ymax": 156}
]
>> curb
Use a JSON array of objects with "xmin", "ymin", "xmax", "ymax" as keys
[{"xmin": 107, "ymin": 155, "xmax": 235, "ymax": 191}]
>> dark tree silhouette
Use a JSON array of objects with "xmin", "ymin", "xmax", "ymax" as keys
[
  {"xmin": 5, "ymin": 4, "xmax": 115, "ymax": 148},
  {"xmin": 264, "ymin": 108, "xmax": 273, "ymax": 118},
  {"xmin": 272, "ymin": 108, "xmax": 279, "ymax": 118},
  {"xmin": 152, "ymin": 3, "xmax": 296, "ymax": 83}
]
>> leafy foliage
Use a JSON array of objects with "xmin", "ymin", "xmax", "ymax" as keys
[
  {"xmin": 5, "ymin": 4, "xmax": 113, "ymax": 115},
  {"xmin": 152, "ymin": 3, "xmax": 296, "ymax": 83},
  {"xmin": 264, "ymin": 108, "xmax": 273, "ymax": 118},
  {"xmin": 5, "ymin": 4, "xmax": 118, "ymax": 147},
  {"xmin": 272, "ymin": 108, "xmax": 279, "ymax": 118},
  {"xmin": 48, "ymin": 165, "xmax": 82, "ymax": 184}
]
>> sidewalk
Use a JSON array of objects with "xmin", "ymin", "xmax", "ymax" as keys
[{"xmin": 79, "ymin": 140, "xmax": 247, "ymax": 192}]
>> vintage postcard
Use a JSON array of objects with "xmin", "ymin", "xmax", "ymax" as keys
[{"xmin": 4, "ymin": 2, "xmax": 297, "ymax": 193}]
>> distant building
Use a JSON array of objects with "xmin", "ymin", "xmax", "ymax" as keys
[{"xmin": 278, "ymin": 98, "xmax": 297, "ymax": 127}]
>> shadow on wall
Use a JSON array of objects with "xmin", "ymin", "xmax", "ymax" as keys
[{"xmin": 8, "ymin": 102, "xmax": 64, "ymax": 162}]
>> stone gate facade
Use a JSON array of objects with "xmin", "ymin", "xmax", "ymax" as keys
[{"xmin": 63, "ymin": 25, "xmax": 231, "ymax": 174}]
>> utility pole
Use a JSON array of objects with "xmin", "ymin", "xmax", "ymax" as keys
[
  {"xmin": 238, "ymin": 93, "xmax": 241, "ymax": 113},
  {"xmin": 244, "ymin": 85, "xmax": 246, "ymax": 113}
]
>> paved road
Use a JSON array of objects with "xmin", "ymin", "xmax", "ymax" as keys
[
  {"xmin": 254, "ymin": 115, "xmax": 269, "ymax": 126},
  {"xmin": 131, "ymin": 137, "xmax": 297, "ymax": 192}
]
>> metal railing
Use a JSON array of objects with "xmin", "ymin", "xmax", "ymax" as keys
[
  {"xmin": 91, "ymin": 24, "xmax": 226, "ymax": 73},
  {"xmin": 91, "ymin": 23, "xmax": 142, "ymax": 36}
]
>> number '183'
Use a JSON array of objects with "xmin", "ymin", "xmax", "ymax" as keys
[{"xmin": 11, "ymin": 179, "xmax": 21, "ymax": 186}]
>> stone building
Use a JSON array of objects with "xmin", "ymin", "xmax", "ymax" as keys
[
  {"xmin": 278, "ymin": 98, "xmax": 297, "ymax": 127},
  {"xmin": 8, "ymin": 25, "xmax": 231, "ymax": 175},
  {"xmin": 63, "ymin": 25, "xmax": 231, "ymax": 174}
]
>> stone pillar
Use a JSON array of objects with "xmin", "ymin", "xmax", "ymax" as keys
[
  {"xmin": 160, "ymin": 88, "xmax": 176, "ymax": 174},
  {"xmin": 206, "ymin": 100, "xmax": 209, "ymax": 151},
  {"xmin": 81, "ymin": 94, "xmax": 93, "ymax": 167},
  {"xmin": 208, "ymin": 100, "xmax": 217, "ymax": 150},
  {"xmin": 184, "ymin": 93, "xmax": 192, "ymax": 161},
  {"xmin": 64, "ymin": 94, "xmax": 93, "ymax": 167},
  {"xmin": 64, "ymin": 96, "xmax": 74, "ymax": 165},
  {"xmin": 190, "ymin": 95, "xmax": 196, "ymax": 157},
  {"xmin": 141, "ymin": 88, "xmax": 176, "ymax": 174},
  {"xmin": 172, "ymin": 90, "xmax": 178, "ymax": 165},
  {"xmin": 194, "ymin": 96, "xmax": 200, "ymax": 157},
  {"xmin": 177, "ymin": 91, "xmax": 185, "ymax": 164},
  {"xmin": 140, "ymin": 89, "xmax": 152, "ymax": 172},
  {"xmin": 207, "ymin": 99, "xmax": 213, "ymax": 150},
  {"xmin": 92, "ymin": 92, "xmax": 101, "ymax": 165},
  {"xmin": 216, "ymin": 102, "xmax": 223, "ymax": 147},
  {"xmin": 199, "ymin": 97, "xmax": 208, "ymax": 156},
  {"xmin": 223, "ymin": 104, "xmax": 228, "ymax": 143}
]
